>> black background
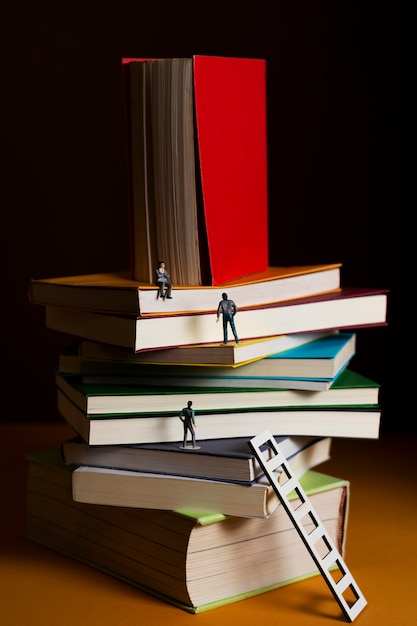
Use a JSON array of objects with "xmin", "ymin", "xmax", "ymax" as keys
[{"xmin": 1, "ymin": 2, "xmax": 405, "ymax": 432}]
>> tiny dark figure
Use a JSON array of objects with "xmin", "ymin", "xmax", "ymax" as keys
[
  {"xmin": 216, "ymin": 292, "xmax": 239, "ymax": 344},
  {"xmin": 155, "ymin": 261, "xmax": 172, "ymax": 299},
  {"xmin": 179, "ymin": 400, "xmax": 197, "ymax": 448}
]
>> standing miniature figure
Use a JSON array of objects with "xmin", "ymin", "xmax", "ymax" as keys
[
  {"xmin": 179, "ymin": 400, "xmax": 198, "ymax": 449},
  {"xmin": 216, "ymin": 292, "xmax": 239, "ymax": 344},
  {"xmin": 155, "ymin": 261, "xmax": 172, "ymax": 299}
]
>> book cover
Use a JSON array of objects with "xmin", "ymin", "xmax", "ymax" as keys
[
  {"xmin": 44, "ymin": 287, "xmax": 388, "ymax": 352},
  {"xmin": 24, "ymin": 449, "xmax": 349, "ymax": 612},
  {"xmin": 80, "ymin": 375, "xmax": 340, "ymax": 392},
  {"xmin": 75, "ymin": 331, "xmax": 357, "ymax": 391},
  {"xmin": 262, "ymin": 330, "xmax": 357, "ymax": 378},
  {"xmin": 57, "ymin": 389, "xmax": 381, "ymax": 444},
  {"xmin": 55, "ymin": 368, "xmax": 380, "ymax": 416},
  {"xmin": 123, "ymin": 56, "xmax": 268, "ymax": 286},
  {"xmin": 61, "ymin": 435, "xmax": 331, "ymax": 484},
  {"xmin": 29, "ymin": 263, "xmax": 342, "ymax": 316}
]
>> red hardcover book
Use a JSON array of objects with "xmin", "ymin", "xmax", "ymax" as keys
[{"xmin": 122, "ymin": 56, "xmax": 268, "ymax": 287}]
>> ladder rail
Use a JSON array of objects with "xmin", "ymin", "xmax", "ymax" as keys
[{"xmin": 249, "ymin": 429, "xmax": 367, "ymax": 622}]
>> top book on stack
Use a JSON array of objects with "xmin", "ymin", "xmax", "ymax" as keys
[{"xmin": 122, "ymin": 55, "xmax": 269, "ymax": 286}]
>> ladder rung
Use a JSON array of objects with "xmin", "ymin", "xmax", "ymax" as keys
[
  {"xmin": 335, "ymin": 573, "xmax": 355, "ymax": 594},
  {"xmin": 344, "ymin": 596, "xmax": 368, "ymax": 621},
  {"xmin": 320, "ymin": 549, "xmax": 338, "ymax": 571},
  {"xmin": 305, "ymin": 524, "xmax": 324, "ymax": 545},
  {"xmin": 264, "ymin": 453, "xmax": 285, "ymax": 473},
  {"xmin": 280, "ymin": 476, "xmax": 298, "ymax": 497},
  {"xmin": 293, "ymin": 501, "xmax": 311, "ymax": 521}
]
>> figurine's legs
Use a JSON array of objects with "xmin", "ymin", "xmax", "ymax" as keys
[
  {"xmin": 222, "ymin": 318, "xmax": 228, "ymax": 344},
  {"xmin": 191, "ymin": 427, "xmax": 196, "ymax": 447},
  {"xmin": 230, "ymin": 317, "xmax": 239, "ymax": 343}
]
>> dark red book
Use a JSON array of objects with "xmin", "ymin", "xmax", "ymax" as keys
[{"xmin": 44, "ymin": 287, "xmax": 388, "ymax": 353}]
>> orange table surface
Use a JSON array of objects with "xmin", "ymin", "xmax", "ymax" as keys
[{"xmin": 1, "ymin": 421, "xmax": 416, "ymax": 626}]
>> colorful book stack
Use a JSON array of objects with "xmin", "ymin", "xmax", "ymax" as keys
[{"xmin": 25, "ymin": 55, "xmax": 388, "ymax": 615}]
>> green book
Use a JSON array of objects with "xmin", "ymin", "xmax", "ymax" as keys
[
  {"xmin": 57, "ymin": 394, "xmax": 381, "ymax": 448},
  {"xmin": 56, "ymin": 368, "xmax": 380, "ymax": 416},
  {"xmin": 24, "ymin": 449, "xmax": 349, "ymax": 613},
  {"xmin": 55, "ymin": 368, "xmax": 381, "ymax": 444}
]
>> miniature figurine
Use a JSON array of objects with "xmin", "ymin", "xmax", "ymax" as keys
[
  {"xmin": 179, "ymin": 400, "xmax": 198, "ymax": 448},
  {"xmin": 155, "ymin": 261, "xmax": 172, "ymax": 299},
  {"xmin": 216, "ymin": 292, "xmax": 239, "ymax": 344}
]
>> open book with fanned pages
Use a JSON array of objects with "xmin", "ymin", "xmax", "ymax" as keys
[{"xmin": 122, "ymin": 56, "xmax": 268, "ymax": 286}]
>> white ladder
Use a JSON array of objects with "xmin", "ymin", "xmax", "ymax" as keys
[{"xmin": 249, "ymin": 430, "xmax": 367, "ymax": 622}]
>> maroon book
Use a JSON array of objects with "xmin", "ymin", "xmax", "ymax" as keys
[{"xmin": 44, "ymin": 286, "xmax": 388, "ymax": 353}]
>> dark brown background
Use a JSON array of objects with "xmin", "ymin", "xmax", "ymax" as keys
[{"xmin": 1, "ymin": 2, "xmax": 405, "ymax": 432}]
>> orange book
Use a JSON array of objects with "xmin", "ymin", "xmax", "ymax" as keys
[
  {"xmin": 122, "ymin": 56, "xmax": 268, "ymax": 287},
  {"xmin": 44, "ymin": 287, "xmax": 388, "ymax": 353},
  {"xmin": 29, "ymin": 263, "xmax": 342, "ymax": 316}
]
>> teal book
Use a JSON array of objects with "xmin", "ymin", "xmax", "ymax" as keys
[
  {"xmin": 24, "ymin": 449, "xmax": 349, "ymax": 613},
  {"xmin": 74, "ymin": 331, "xmax": 356, "ymax": 391},
  {"xmin": 263, "ymin": 331, "xmax": 356, "ymax": 377}
]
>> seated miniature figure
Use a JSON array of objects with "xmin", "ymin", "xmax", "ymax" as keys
[{"xmin": 155, "ymin": 261, "xmax": 172, "ymax": 299}]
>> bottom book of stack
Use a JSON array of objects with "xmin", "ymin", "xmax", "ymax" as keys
[{"xmin": 24, "ymin": 449, "xmax": 349, "ymax": 613}]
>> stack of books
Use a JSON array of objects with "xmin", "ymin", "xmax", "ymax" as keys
[{"xmin": 25, "ymin": 55, "xmax": 388, "ymax": 615}]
